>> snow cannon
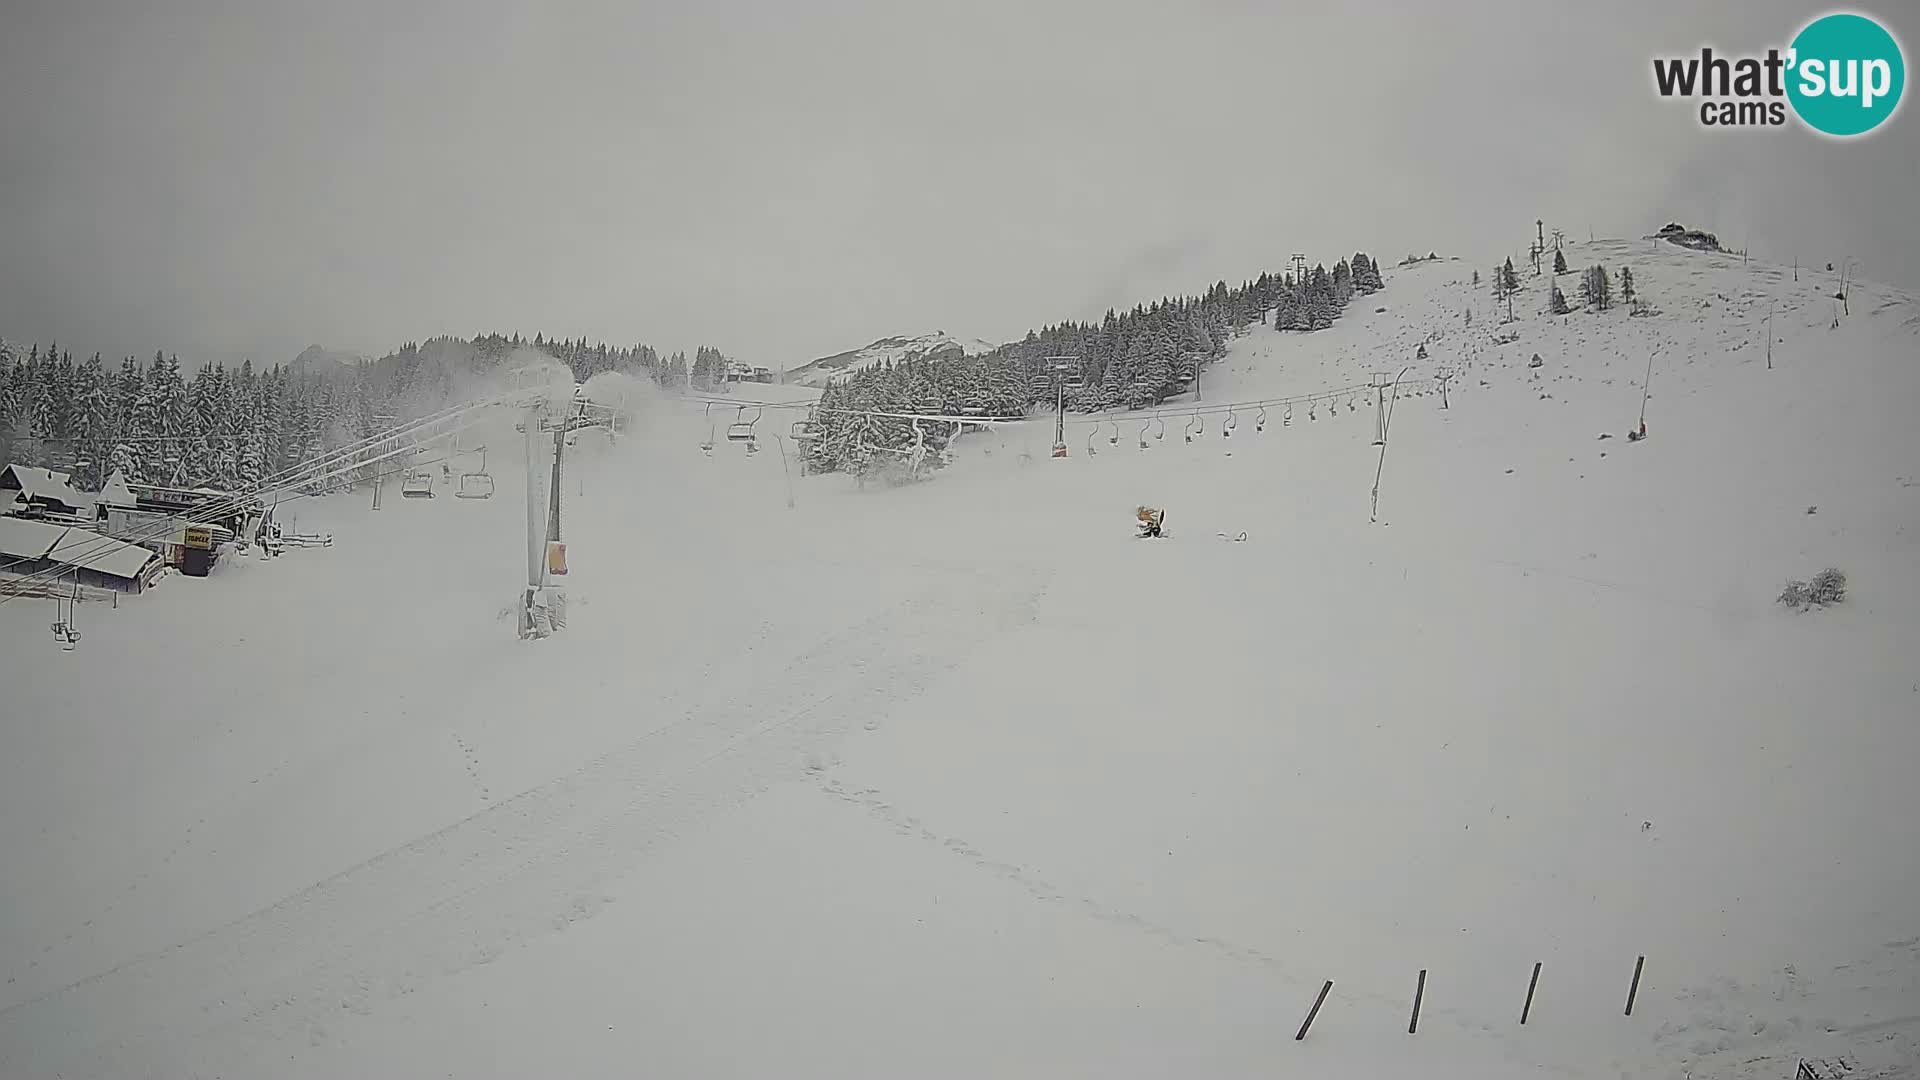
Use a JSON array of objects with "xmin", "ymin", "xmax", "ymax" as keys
[{"xmin": 1135, "ymin": 506, "xmax": 1165, "ymax": 539}]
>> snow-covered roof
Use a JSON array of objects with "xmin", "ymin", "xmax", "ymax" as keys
[
  {"xmin": 0, "ymin": 515, "xmax": 65, "ymax": 560},
  {"xmin": 98, "ymin": 470, "xmax": 138, "ymax": 508},
  {"xmin": 48, "ymin": 529, "xmax": 157, "ymax": 581},
  {"xmin": 0, "ymin": 516, "xmax": 159, "ymax": 581},
  {"xmin": 0, "ymin": 464, "xmax": 95, "ymax": 512}
]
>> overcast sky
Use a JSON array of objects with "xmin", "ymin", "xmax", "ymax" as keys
[{"xmin": 2, "ymin": 1, "xmax": 1914, "ymax": 370}]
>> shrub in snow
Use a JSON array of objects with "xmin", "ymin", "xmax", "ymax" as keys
[
  {"xmin": 1809, "ymin": 567, "xmax": 1847, "ymax": 605},
  {"xmin": 1778, "ymin": 568, "xmax": 1847, "ymax": 611}
]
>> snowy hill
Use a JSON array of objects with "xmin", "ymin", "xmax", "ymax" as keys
[
  {"xmin": 785, "ymin": 330, "xmax": 1002, "ymax": 388},
  {"xmin": 2, "ymin": 242, "xmax": 1917, "ymax": 1080}
]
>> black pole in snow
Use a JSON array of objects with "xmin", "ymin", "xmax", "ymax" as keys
[
  {"xmin": 1295, "ymin": 980, "xmax": 1333, "ymax": 1041},
  {"xmin": 1408, "ymin": 970, "xmax": 1427, "ymax": 1034}
]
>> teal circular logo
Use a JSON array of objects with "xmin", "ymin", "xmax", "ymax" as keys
[{"xmin": 1787, "ymin": 12, "xmax": 1905, "ymax": 136}]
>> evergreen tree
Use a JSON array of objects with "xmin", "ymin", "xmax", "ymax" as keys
[
  {"xmin": 73, "ymin": 354, "xmax": 113, "ymax": 488},
  {"xmin": 1620, "ymin": 266, "xmax": 1636, "ymax": 306},
  {"xmin": 25, "ymin": 346, "xmax": 55, "ymax": 465},
  {"xmin": 1549, "ymin": 283, "xmax": 1570, "ymax": 315},
  {"xmin": 1501, "ymin": 258, "xmax": 1520, "ymax": 293},
  {"xmin": 1553, "ymin": 248, "xmax": 1569, "ymax": 275},
  {"xmin": 1581, "ymin": 265, "xmax": 1612, "ymax": 311}
]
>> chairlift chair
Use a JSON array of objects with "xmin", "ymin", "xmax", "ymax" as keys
[
  {"xmin": 726, "ymin": 405, "xmax": 762, "ymax": 453},
  {"xmin": 699, "ymin": 403, "xmax": 717, "ymax": 455},
  {"xmin": 401, "ymin": 469, "xmax": 435, "ymax": 498},
  {"xmin": 1256, "ymin": 404, "xmax": 1268, "ymax": 432},
  {"xmin": 1108, "ymin": 421, "xmax": 1120, "ymax": 447},
  {"xmin": 791, "ymin": 420, "xmax": 819, "ymax": 441},
  {"xmin": 456, "ymin": 447, "xmax": 495, "ymax": 500},
  {"xmin": 1222, "ymin": 409, "xmax": 1238, "ymax": 438}
]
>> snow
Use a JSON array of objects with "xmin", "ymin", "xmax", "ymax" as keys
[
  {"xmin": 785, "ymin": 330, "xmax": 1004, "ymax": 388},
  {"xmin": 0, "ymin": 465, "xmax": 95, "ymax": 515},
  {"xmin": 2, "ymin": 242, "xmax": 1918, "ymax": 1079}
]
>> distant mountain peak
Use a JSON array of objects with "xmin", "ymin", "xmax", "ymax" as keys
[
  {"xmin": 292, "ymin": 344, "xmax": 370, "ymax": 370},
  {"xmin": 786, "ymin": 331, "xmax": 1002, "ymax": 388}
]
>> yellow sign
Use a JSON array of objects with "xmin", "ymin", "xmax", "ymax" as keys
[{"xmin": 183, "ymin": 526, "xmax": 213, "ymax": 549}]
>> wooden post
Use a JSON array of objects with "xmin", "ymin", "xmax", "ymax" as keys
[
  {"xmin": 1295, "ymin": 980, "xmax": 1333, "ymax": 1041},
  {"xmin": 1625, "ymin": 956, "xmax": 1646, "ymax": 1016},
  {"xmin": 1408, "ymin": 970, "xmax": 1427, "ymax": 1034},
  {"xmin": 1521, "ymin": 962, "xmax": 1542, "ymax": 1024}
]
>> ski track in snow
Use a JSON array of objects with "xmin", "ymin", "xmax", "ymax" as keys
[
  {"xmin": 816, "ymin": 778, "xmax": 1600, "ymax": 1078},
  {"xmin": 0, "ymin": 564, "xmax": 1051, "ymax": 1078}
]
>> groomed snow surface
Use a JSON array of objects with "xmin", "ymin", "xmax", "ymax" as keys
[{"xmin": 3, "ymin": 241, "xmax": 1917, "ymax": 1079}]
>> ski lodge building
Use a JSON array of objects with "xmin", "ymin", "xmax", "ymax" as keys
[
  {"xmin": 0, "ymin": 514, "xmax": 164, "ymax": 593},
  {"xmin": 1, "ymin": 464, "xmax": 97, "ymax": 520}
]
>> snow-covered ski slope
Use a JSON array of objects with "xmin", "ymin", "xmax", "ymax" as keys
[{"xmin": 2, "ymin": 240, "xmax": 1916, "ymax": 1079}]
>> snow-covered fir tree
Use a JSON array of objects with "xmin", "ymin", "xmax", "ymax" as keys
[{"xmin": 1581, "ymin": 265, "xmax": 1612, "ymax": 311}]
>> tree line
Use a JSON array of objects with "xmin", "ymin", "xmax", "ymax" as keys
[
  {"xmin": 0, "ymin": 332, "xmax": 728, "ymax": 492},
  {"xmin": 803, "ymin": 252, "xmax": 1385, "ymax": 477}
]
